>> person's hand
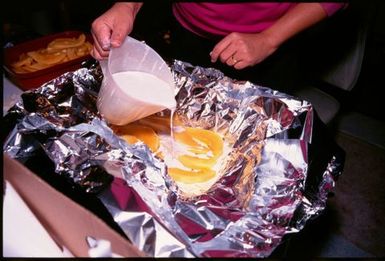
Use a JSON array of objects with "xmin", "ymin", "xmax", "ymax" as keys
[
  {"xmin": 91, "ymin": 3, "xmax": 142, "ymax": 60},
  {"xmin": 210, "ymin": 3, "xmax": 331, "ymax": 69},
  {"xmin": 210, "ymin": 32, "xmax": 279, "ymax": 70}
]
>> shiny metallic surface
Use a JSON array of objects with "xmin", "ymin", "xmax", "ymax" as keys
[{"xmin": 3, "ymin": 61, "xmax": 343, "ymax": 257}]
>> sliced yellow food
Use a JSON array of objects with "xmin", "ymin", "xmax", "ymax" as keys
[
  {"xmin": 168, "ymin": 167, "xmax": 216, "ymax": 184},
  {"xmin": 23, "ymin": 62, "xmax": 52, "ymax": 72},
  {"xmin": 187, "ymin": 146, "xmax": 211, "ymax": 154},
  {"xmin": 178, "ymin": 155, "xmax": 217, "ymax": 169},
  {"xmin": 12, "ymin": 66, "xmax": 31, "ymax": 73},
  {"xmin": 12, "ymin": 55, "xmax": 33, "ymax": 68},
  {"xmin": 121, "ymin": 134, "xmax": 139, "ymax": 145},
  {"xmin": 115, "ymin": 123, "xmax": 160, "ymax": 153},
  {"xmin": 27, "ymin": 50, "xmax": 66, "ymax": 65},
  {"xmin": 174, "ymin": 130, "xmax": 206, "ymax": 148},
  {"xmin": 48, "ymin": 34, "xmax": 86, "ymax": 50},
  {"xmin": 66, "ymin": 47, "xmax": 78, "ymax": 60},
  {"xmin": 185, "ymin": 127, "xmax": 223, "ymax": 157},
  {"xmin": 175, "ymin": 127, "xmax": 223, "ymax": 157},
  {"xmin": 114, "ymin": 120, "xmax": 225, "ymax": 186},
  {"xmin": 29, "ymin": 62, "xmax": 55, "ymax": 70}
]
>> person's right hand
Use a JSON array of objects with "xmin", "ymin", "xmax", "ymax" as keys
[{"xmin": 91, "ymin": 3, "xmax": 143, "ymax": 60}]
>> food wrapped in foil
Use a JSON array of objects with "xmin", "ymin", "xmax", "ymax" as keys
[{"xmin": 3, "ymin": 60, "xmax": 344, "ymax": 257}]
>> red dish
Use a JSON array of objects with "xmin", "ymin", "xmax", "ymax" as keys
[{"xmin": 3, "ymin": 31, "xmax": 94, "ymax": 91}]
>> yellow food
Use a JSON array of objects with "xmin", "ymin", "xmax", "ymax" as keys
[
  {"xmin": 114, "ymin": 123, "xmax": 160, "ymax": 153},
  {"xmin": 168, "ymin": 168, "xmax": 216, "ymax": 184},
  {"xmin": 11, "ymin": 33, "xmax": 92, "ymax": 74},
  {"xmin": 113, "ymin": 114, "xmax": 225, "ymax": 186},
  {"xmin": 174, "ymin": 130, "xmax": 206, "ymax": 148},
  {"xmin": 11, "ymin": 54, "xmax": 33, "ymax": 67},
  {"xmin": 175, "ymin": 127, "xmax": 223, "ymax": 157},
  {"xmin": 27, "ymin": 50, "xmax": 66, "ymax": 65},
  {"xmin": 112, "ymin": 113, "xmax": 265, "ymax": 198},
  {"xmin": 187, "ymin": 128, "xmax": 223, "ymax": 157},
  {"xmin": 178, "ymin": 155, "xmax": 217, "ymax": 169},
  {"xmin": 121, "ymin": 135, "xmax": 140, "ymax": 145},
  {"xmin": 47, "ymin": 34, "xmax": 86, "ymax": 49}
]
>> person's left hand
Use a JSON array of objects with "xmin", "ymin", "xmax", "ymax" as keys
[{"xmin": 210, "ymin": 32, "xmax": 278, "ymax": 70}]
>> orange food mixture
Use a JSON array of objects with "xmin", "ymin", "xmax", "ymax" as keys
[{"xmin": 112, "ymin": 114, "xmax": 224, "ymax": 184}]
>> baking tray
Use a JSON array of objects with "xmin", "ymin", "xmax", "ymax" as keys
[{"xmin": 3, "ymin": 30, "xmax": 93, "ymax": 91}]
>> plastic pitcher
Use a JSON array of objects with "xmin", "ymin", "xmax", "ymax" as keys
[{"xmin": 97, "ymin": 36, "xmax": 176, "ymax": 125}]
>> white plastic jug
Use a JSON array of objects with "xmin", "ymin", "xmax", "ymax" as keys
[{"xmin": 97, "ymin": 36, "xmax": 176, "ymax": 125}]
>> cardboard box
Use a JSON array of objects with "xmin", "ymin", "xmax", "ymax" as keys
[{"xmin": 3, "ymin": 154, "xmax": 145, "ymax": 257}]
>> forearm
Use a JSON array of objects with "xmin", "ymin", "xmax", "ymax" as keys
[{"xmin": 261, "ymin": 3, "xmax": 328, "ymax": 48}]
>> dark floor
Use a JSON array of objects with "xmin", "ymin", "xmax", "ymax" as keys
[
  {"xmin": 332, "ymin": 132, "xmax": 385, "ymax": 257},
  {"xmin": 282, "ymin": 131, "xmax": 385, "ymax": 258}
]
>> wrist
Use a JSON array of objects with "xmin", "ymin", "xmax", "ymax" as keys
[{"xmin": 259, "ymin": 30, "xmax": 283, "ymax": 50}]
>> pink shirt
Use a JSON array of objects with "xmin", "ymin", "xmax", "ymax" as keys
[{"xmin": 172, "ymin": 3, "xmax": 346, "ymax": 39}]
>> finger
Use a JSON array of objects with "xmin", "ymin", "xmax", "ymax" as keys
[
  {"xmin": 233, "ymin": 60, "xmax": 248, "ymax": 70},
  {"xmin": 91, "ymin": 33, "xmax": 110, "ymax": 59},
  {"xmin": 110, "ymin": 23, "xmax": 130, "ymax": 48},
  {"xmin": 92, "ymin": 31, "xmax": 107, "ymax": 52},
  {"xmin": 210, "ymin": 36, "xmax": 232, "ymax": 63},
  {"xmin": 91, "ymin": 21, "xmax": 112, "ymax": 50},
  {"xmin": 91, "ymin": 45, "xmax": 109, "ymax": 60},
  {"xmin": 219, "ymin": 44, "xmax": 238, "ymax": 64},
  {"xmin": 223, "ymin": 49, "xmax": 239, "ymax": 66},
  {"xmin": 225, "ymin": 55, "xmax": 238, "ymax": 67},
  {"xmin": 90, "ymin": 48, "xmax": 105, "ymax": 60}
]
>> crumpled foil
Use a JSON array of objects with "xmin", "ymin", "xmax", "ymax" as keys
[{"xmin": 3, "ymin": 60, "xmax": 344, "ymax": 257}]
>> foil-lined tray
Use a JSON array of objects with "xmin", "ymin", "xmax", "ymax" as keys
[{"xmin": 3, "ymin": 60, "xmax": 344, "ymax": 257}]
